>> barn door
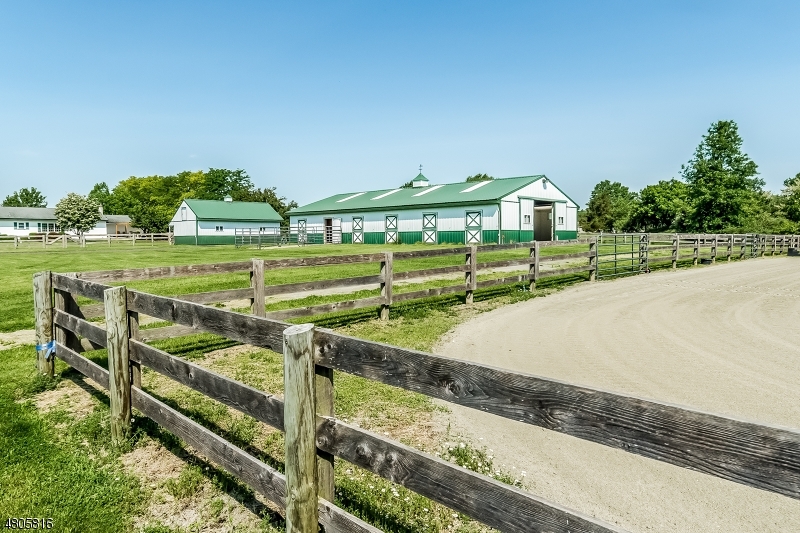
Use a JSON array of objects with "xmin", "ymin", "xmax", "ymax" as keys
[
  {"xmin": 385, "ymin": 215, "xmax": 398, "ymax": 243},
  {"xmin": 297, "ymin": 219, "xmax": 306, "ymax": 244},
  {"xmin": 422, "ymin": 213, "xmax": 437, "ymax": 244},
  {"xmin": 465, "ymin": 211, "xmax": 482, "ymax": 244},
  {"xmin": 352, "ymin": 217, "xmax": 363, "ymax": 244}
]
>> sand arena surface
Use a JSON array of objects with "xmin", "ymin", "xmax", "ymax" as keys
[{"xmin": 436, "ymin": 256, "xmax": 800, "ymax": 532}]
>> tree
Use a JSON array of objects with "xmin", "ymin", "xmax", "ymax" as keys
[
  {"xmin": 682, "ymin": 120, "xmax": 763, "ymax": 232},
  {"xmin": 55, "ymin": 193, "xmax": 101, "ymax": 235},
  {"xmin": 232, "ymin": 186, "xmax": 299, "ymax": 224},
  {"xmin": 582, "ymin": 180, "xmax": 637, "ymax": 232},
  {"xmin": 88, "ymin": 182, "xmax": 114, "ymax": 212},
  {"xmin": 782, "ymin": 173, "xmax": 800, "ymax": 224},
  {"xmin": 128, "ymin": 202, "xmax": 172, "ymax": 233},
  {"xmin": 627, "ymin": 179, "xmax": 690, "ymax": 232},
  {"xmin": 465, "ymin": 173, "xmax": 494, "ymax": 183},
  {"xmin": 3, "ymin": 187, "xmax": 47, "ymax": 207}
]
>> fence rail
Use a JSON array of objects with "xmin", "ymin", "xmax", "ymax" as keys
[
  {"xmin": 34, "ymin": 236, "xmax": 800, "ymax": 532},
  {"xmin": 1, "ymin": 232, "xmax": 173, "ymax": 250}
]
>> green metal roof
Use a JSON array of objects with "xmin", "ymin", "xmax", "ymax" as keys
[
  {"xmin": 413, "ymin": 173, "xmax": 428, "ymax": 182},
  {"xmin": 184, "ymin": 199, "xmax": 283, "ymax": 222},
  {"xmin": 289, "ymin": 175, "xmax": 558, "ymax": 215}
]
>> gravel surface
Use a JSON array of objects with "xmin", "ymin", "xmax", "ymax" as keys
[{"xmin": 436, "ymin": 257, "xmax": 800, "ymax": 532}]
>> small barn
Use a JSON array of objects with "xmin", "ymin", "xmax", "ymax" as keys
[
  {"xmin": 171, "ymin": 198, "xmax": 283, "ymax": 245},
  {"xmin": 288, "ymin": 174, "xmax": 578, "ymax": 245}
]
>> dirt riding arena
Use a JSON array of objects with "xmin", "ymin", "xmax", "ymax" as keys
[{"xmin": 437, "ymin": 256, "xmax": 800, "ymax": 532}]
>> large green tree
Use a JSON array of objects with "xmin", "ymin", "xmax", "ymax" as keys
[
  {"xmin": 3, "ymin": 187, "xmax": 47, "ymax": 207},
  {"xmin": 582, "ymin": 180, "xmax": 637, "ymax": 232},
  {"xmin": 627, "ymin": 179, "xmax": 690, "ymax": 232},
  {"xmin": 55, "ymin": 193, "xmax": 101, "ymax": 235},
  {"xmin": 682, "ymin": 120, "xmax": 763, "ymax": 232},
  {"xmin": 782, "ymin": 172, "xmax": 800, "ymax": 224},
  {"xmin": 232, "ymin": 186, "xmax": 298, "ymax": 223}
]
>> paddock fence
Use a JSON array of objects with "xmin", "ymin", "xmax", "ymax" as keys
[
  {"xmin": 31, "ymin": 233, "xmax": 800, "ymax": 532},
  {"xmin": 1, "ymin": 232, "xmax": 173, "ymax": 250}
]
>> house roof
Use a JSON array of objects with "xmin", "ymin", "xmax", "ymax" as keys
[
  {"xmin": 184, "ymin": 199, "xmax": 283, "ymax": 222},
  {"xmin": 0, "ymin": 207, "xmax": 131, "ymax": 223},
  {"xmin": 289, "ymin": 175, "xmax": 559, "ymax": 215}
]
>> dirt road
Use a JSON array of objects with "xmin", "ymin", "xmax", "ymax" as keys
[{"xmin": 436, "ymin": 257, "xmax": 800, "ymax": 532}]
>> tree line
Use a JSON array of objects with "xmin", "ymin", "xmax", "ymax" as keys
[
  {"xmin": 2, "ymin": 168, "xmax": 297, "ymax": 234},
  {"xmin": 581, "ymin": 121, "xmax": 800, "ymax": 234}
]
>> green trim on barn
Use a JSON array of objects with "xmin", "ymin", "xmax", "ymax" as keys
[
  {"xmin": 398, "ymin": 231, "xmax": 423, "ymax": 244},
  {"xmin": 482, "ymin": 230, "xmax": 498, "ymax": 244},
  {"xmin": 341, "ymin": 232, "xmax": 352, "ymax": 244},
  {"xmin": 500, "ymin": 230, "xmax": 534, "ymax": 243},
  {"xmin": 437, "ymin": 231, "xmax": 465, "ymax": 245},
  {"xmin": 555, "ymin": 230, "xmax": 578, "ymax": 240},
  {"xmin": 363, "ymin": 232, "xmax": 386, "ymax": 245}
]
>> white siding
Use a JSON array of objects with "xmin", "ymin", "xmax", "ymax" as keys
[
  {"xmin": 170, "ymin": 202, "xmax": 198, "ymax": 237},
  {"xmin": 197, "ymin": 220, "xmax": 279, "ymax": 236},
  {"xmin": 0, "ymin": 218, "xmax": 106, "ymax": 236},
  {"xmin": 566, "ymin": 206, "xmax": 578, "ymax": 231}
]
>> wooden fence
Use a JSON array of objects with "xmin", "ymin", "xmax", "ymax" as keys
[
  {"xmin": 32, "ymin": 242, "xmax": 800, "ymax": 532},
  {"xmin": 1, "ymin": 232, "xmax": 173, "ymax": 250}
]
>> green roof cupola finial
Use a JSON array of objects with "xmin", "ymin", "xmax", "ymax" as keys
[{"xmin": 412, "ymin": 164, "xmax": 430, "ymax": 188}]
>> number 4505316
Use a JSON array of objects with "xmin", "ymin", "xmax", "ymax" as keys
[{"xmin": 5, "ymin": 518, "xmax": 53, "ymax": 529}]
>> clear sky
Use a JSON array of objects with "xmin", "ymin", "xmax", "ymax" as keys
[{"xmin": 1, "ymin": 1, "xmax": 798, "ymax": 207}]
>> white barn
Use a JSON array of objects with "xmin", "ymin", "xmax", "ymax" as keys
[
  {"xmin": 0, "ymin": 207, "xmax": 130, "ymax": 237},
  {"xmin": 288, "ymin": 174, "xmax": 579, "ymax": 245},
  {"xmin": 170, "ymin": 198, "xmax": 283, "ymax": 245}
]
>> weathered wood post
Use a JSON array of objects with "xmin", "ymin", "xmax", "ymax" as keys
[
  {"xmin": 693, "ymin": 235, "xmax": 699, "ymax": 266},
  {"xmin": 33, "ymin": 271, "xmax": 54, "ymax": 377},
  {"xmin": 283, "ymin": 323, "xmax": 318, "ymax": 533},
  {"xmin": 104, "ymin": 286, "xmax": 132, "ymax": 444},
  {"xmin": 711, "ymin": 235, "xmax": 717, "ymax": 264},
  {"xmin": 250, "ymin": 259, "xmax": 266, "ymax": 317},
  {"xmin": 315, "ymin": 362, "xmax": 335, "ymax": 503},
  {"xmin": 380, "ymin": 252, "xmax": 393, "ymax": 320},
  {"xmin": 129, "ymin": 310, "xmax": 142, "ymax": 389},
  {"xmin": 727, "ymin": 234, "xmax": 733, "ymax": 261},
  {"xmin": 465, "ymin": 245, "xmax": 477, "ymax": 304},
  {"xmin": 54, "ymin": 282, "xmax": 82, "ymax": 354},
  {"xmin": 588, "ymin": 239, "xmax": 596, "ymax": 281},
  {"xmin": 150, "ymin": 233, "xmax": 154, "ymax": 246},
  {"xmin": 672, "ymin": 234, "xmax": 678, "ymax": 269},
  {"xmin": 42, "ymin": 234, "xmax": 46, "ymax": 249},
  {"xmin": 107, "ymin": 235, "xmax": 111, "ymax": 247}
]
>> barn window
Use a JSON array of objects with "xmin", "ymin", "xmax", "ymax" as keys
[
  {"xmin": 558, "ymin": 216, "xmax": 564, "ymax": 225},
  {"xmin": 215, "ymin": 225, "xmax": 224, "ymax": 232},
  {"xmin": 523, "ymin": 214, "xmax": 531, "ymax": 224}
]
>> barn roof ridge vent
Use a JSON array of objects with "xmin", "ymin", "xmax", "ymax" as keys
[
  {"xmin": 460, "ymin": 181, "xmax": 493, "ymax": 193},
  {"xmin": 371, "ymin": 189, "xmax": 403, "ymax": 200},
  {"xmin": 412, "ymin": 184, "xmax": 444, "ymax": 196},
  {"xmin": 336, "ymin": 192, "xmax": 367, "ymax": 203}
]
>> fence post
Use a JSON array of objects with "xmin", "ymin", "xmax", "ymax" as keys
[
  {"xmin": 727, "ymin": 234, "xmax": 732, "ymax": 261},
  {"xmin": 588, "ymin": 239, "xmax": 596, "ymax": 281},
  {"xmin": 529, "ymin": 242, "xmax": 540, "ymax": 289},
  {"xmin": 672, "ymin": 234, "xmax": 678, "ymax": 269},
  {"xmin": 711, "ymin": 235, "xmax": 717, "ymax": 264},
  {"xmin": 129, "ymin": 310, "xmax": 142, "ymax": 389},
  {"xmin": 33, "ymin": 271, "xmax": 54, "ymax": 377},
  {"xmin": 54, "ymin": 283, "xmax": 82, "ymax": 354},
  {"xmin": 42, "ymin": 234, "xmax": 46, "ymax": 249},
  {"xmin": 104, "ymin": 286, "xmax": 132, "ymax": 444},
  {"xmin": 283, "ymin": 323, "xmax": 318, "ymax": 533},
  {"xmin": 693, "ymin": 235, "xmax": 699, "ymax": 266},
  {"xmin": 251, "ymin": 259, "xmax": 266, "ymax": 317},
  {"xmin": 315, "ymin": 363, "xmax": 335, "ymax": 503},
  {"xmin": 380, "ymin": 252, "xmax": 393, "ymax": 320},
  {"xmin": 465, "ymin": 245, "xmax": 477, "ymax": 304}
]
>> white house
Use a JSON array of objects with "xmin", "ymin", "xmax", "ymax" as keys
[
  {"xmin": 0, "ymin": 207, "xmax": 131, "ymax": 237},
  {"xmin": 287, "ymin": 174, "xmax": 579, "ymax": 245},
  {"xmin": 170, "ymin": 198, "xmax": 283, "ymax": 245}
]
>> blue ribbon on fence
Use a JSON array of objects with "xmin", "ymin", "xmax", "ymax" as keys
[{"xmin": 35, "ymin": 340, "xmax": 56, "ymax": 361}]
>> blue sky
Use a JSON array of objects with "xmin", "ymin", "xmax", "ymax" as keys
[{"xmin": 1, "ymin": 1, "xmax": 799, "ymax": 207}]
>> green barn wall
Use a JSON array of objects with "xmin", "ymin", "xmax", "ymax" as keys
[
  {"xmin": 398, "ymin": 231, "xmax": 423, "ymax": 244},
  {"xmin": 482, "ymin": 230, "xmax": 498, "ymax": 244},
  {"xmin": 363, "ymin": 232, "xmax": 386, "ymax": 245},
  {"xmin": 555, "ymin": 230, "xmax": 578, "ymax": 240},
  {"xmin": 341, "ymin": 232, "xmax": 352, "ymax": 244},
  {"xmin": 437, "ymin": 231, "xmax": 465, "ymax": 244}
]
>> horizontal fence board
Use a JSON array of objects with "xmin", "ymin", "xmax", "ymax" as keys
[
  {"xmin": 263, "ymin": 254, "xmax": 385, "ymax": 269},
  {"xmin": 55, "ymin": 342, "xmax": 109, "ymax": 389},
  {"xmin": 392, "ymin": 265, "xmax": 465, "ymax": 281},
  {"xmin": 129, "ymin": 340, "xmax": 285, "ymax": 432},
  {"xmin": 475, "ymin": 275, "xmax": 527, "ymax": 289},
  {"xmin": 539, "ymin": 251, "xmax": 593, "ymax": 262},
  {"xmin": 476, "ymin": 258, "xmax": 532, "ymax": 270},
  {"xmin": 126, "ymin": 290, "xmax": 287, "ymax": 353},
  {"xmin": 264, "ymin": 275, "xmax": 382, "ymax": 297},
  {"xmin": 538, "ymin": 265, "xmax": 592, "ymax": 278},
  {"xmin": 53, "ymin": 274, "xmax": 110, "ymax": 301},
  {"xmin": 73, "ymin": 261, "xmax": 252, "ymax": 282},
  {"xmin": 53, "ymin": 310, "xmax": 107, "ymax": 348},
  {"xmin": 391, "ymin": 284, "xmax": 465, "ymax": 303},
  {"xmin": 317, "ymin": 418, "xmax": 623, "ymax": 533},
  {"xmin": 313, "ymin": 331, "xmax": 800, "ymax": 499},
  {"xmin": 264, "ymin": 296, "xmax": 385, "ymax": 320},
  {"xmin": 174, "ymin": 288, "xmax": 254, "ymax": 304},
  {"xmin": 393, "ymin": 247, "xmax": 467, "ymax": 259}
]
